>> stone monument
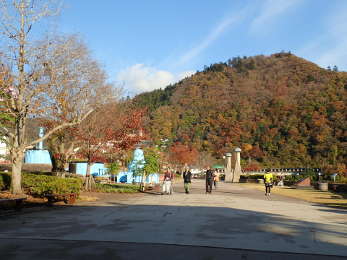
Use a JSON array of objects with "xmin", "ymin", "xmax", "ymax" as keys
[
  {"xmin": 224, "ymin": 152, "xmax": 233, "ymax": 182},
  {"xmin": 232, "ymin": 147, "xmax": 242, "ymax": 182},
  {"xmin": 224, "ymin": 148, "xmax": 242, "ymax": 183}
]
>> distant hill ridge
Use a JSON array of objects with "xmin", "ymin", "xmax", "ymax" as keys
[{"xmin": 132, "ymin": 53, "xmax": 347, "ymax": 171}]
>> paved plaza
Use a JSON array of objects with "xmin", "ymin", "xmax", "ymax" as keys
[{"xmin": 0, "ymin": 180, "xmax": 346, "ymax": 259}]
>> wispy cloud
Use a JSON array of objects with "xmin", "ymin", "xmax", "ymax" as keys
[
  {"xmin": 176, "ymin": 9, "xmax": 248, "ymax": 66},
  {"xmin": 250, "ymin": 0, "xmax": 301, "ymax": 34},
  {"xmin": 116, "ymin": 64, "xmax": 194, "ymax": 94}
]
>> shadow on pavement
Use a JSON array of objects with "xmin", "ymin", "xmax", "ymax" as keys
[
  {"xmin": 0, "ymin": 200, "xmax": 346, "ymax": 259},
  {"xmin": 313, "ymin": 204, "xmax": 347, "ymax": 215},
  {"xmin": 0, "ymin": 238, "xmax": 345, "ymax": 260}
]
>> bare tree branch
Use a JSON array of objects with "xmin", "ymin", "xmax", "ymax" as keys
[{"xmin": 26, "ymin": 108, "xmax": 94, "ymax": 149}]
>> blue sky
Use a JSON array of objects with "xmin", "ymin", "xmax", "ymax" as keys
[{"xmin": 58, "ymin": 0, "xmax": 347, "ymax": 95}]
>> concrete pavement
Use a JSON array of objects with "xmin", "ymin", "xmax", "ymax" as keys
[
  {"xmin": 1, "ymin": 238, "xmax": 345, "ymax": 260},
  {"xmin": 0, "ymin": 180, "xmax": 346, "ymax": 259}
]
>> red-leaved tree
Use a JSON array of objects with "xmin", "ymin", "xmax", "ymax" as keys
[
  {"xmin": 169, "ymin": 143, "xmax": 198, "ymax": 170},
  {"xmin": 74, "ymin": 104, "xmax": 146, "ymax": 190}
]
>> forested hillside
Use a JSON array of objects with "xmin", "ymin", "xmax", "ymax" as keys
[{"xmin": 132, "ymin": 53, "xmax": 347, "ymax": 172}]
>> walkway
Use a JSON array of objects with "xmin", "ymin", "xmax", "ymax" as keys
[{"xmin": 0, "ymin": 180, "xmax": 346, "ymax": 259}]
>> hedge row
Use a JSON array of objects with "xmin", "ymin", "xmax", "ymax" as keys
[
  {"xmin": 240, "ymin": 173, "xmax": 347, "ymax": 184},
  {"xmin": 0, "ymin": 172, "xmax": 82, "ymax": 196},
  {"xmin": 240, "ymin": 174, "xmax": 264, "ymax": 180},
  {"xmin": 95, "ymin": 183, "xmax": 139, "ymax": 193}
]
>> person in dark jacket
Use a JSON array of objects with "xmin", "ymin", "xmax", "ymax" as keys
[
  {"xmin": 205, "ymin": 167, "xmax": 214, "ymax": 194},
  {"xmin": 183, "ymin": 169, "xmax": 192, "ymax": 194}
]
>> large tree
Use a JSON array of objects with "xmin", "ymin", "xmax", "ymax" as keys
[
  {"xmin": 0, "ymin": 0, "xmax": 112, "ymax": 194},
  {"xmin": 74, "ymin": 104, "xmax": 146, "ymax": 190}
]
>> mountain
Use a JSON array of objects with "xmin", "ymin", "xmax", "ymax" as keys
[{"xmin": 132, "ymin": 52, "xmax": 347, "ymax": 172}]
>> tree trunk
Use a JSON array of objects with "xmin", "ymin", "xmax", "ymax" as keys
[
  {"xmin": 49, "ymin": 150, "xmax": 58, "ymax": 172},
  {"xmin": 84, "ymin": 162, "xmax": 95, "ymax": 191},
  {"xmin": 10, "ymin": 2, "xmax": 27, "ymax": 195},
  {"xmin": 48, "ymin": 150, "xmax": 66, "ymax": 178},
  {"xmin": 86, "ymin": 162, "xmax": 92, "ymax": 176},
  {"xmin": 49, "ymin": 150, "xmax": 67, "ymax": 174},
  {"xmin": 11, "ymin": 150, "xmax": 24, "ymax": 194},
  {"xmin": 140, "ymin": 171, "xmax": 146, "ymax": 191}
]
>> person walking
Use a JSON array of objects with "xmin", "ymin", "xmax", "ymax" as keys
[
  {"xmin": 264, "ymin": 169, "xmax": 274, "ymax": 196},
  {"xmin": 183, "ymin": 169, "xmax": 192, "ymax": 194},
  {"xmin": 205, "ymin": 167, "xmax": 214, "ymax": 194},
  {"xmin": 162, "ymin": 169, "xmax": 174, "ymax": 195},
  {"xmin": 213, "ymin": 170, "xmax": 220, "ymax": 189}
]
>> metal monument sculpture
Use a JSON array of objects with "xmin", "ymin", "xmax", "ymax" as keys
[
  {"xmin": 117, "ymin": 147, "xmax": 159, "ymax": 184},
  {"xmin": 24, "ymin": 127, "xmax": 52, "ymax": 164}
]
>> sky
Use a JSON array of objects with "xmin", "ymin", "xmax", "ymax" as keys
[{"xmin": 57, "ymin": 0, "xmax": 347, "ymax": 95}]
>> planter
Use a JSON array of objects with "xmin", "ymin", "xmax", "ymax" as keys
[
  {"xmin": 318, "ymin": 182, "xmax": 328, "ymax": 191},
  {"xmin": 328, "ymin": 183, "xmax": 347, "ymax": 193}
]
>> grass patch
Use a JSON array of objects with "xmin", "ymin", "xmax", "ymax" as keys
[
  {"xmin": 95, "ymin": 183, "xmax": 140, "ymax": 193},
  {"xmin": 79, "ymin": 195, "xmax": 99, "ymax": 202},
  {"xmin": 241, "ymin": 183, "xmax": 347, "ymax": 208}
]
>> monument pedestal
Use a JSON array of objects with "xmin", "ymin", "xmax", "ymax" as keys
[{"xmin": 224, "ymin": 148, "xmax": 242, "ymax": 183}]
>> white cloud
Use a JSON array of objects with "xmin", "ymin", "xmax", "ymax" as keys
[
  {"xmin": 176, "ymin": 9, "xmax": 248, "ymax": 66},
  {"xmin": 116, "ymin": 64, "xmax": 194, "ymax": 94},
  {"xmin": 250, "ymin": 0, "xmax": 301, "ymax": 34}
]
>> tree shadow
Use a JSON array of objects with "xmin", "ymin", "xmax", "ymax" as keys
[
  {"xmin": 314, "ymin": 206, "xmax": 347, "ymax": 217},
  {"xmin": 313, "ymin": 202, "xmax": 347, "ymax": 213},
  {"xmin": 0, "ymin": 201, "xmax": 346, "ymax": 258}
]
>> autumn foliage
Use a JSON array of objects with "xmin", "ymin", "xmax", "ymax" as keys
[
  {"xmin": 41, "ymin": 102, "xmax": 146, "ymax": 174},
  {"xmin": 133, "ymin": 53, "xmax": 347, "ymax": 172},
  {"xmin": 73, "ymin": 104, "xmax": 146, "ymax": 165},
  {"xmin": 169, "ymin": 143, "xmax": 198, "ymax": 167}
]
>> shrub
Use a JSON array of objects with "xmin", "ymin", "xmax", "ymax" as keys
[
  {"xmin": 241, "ymin": 174, "xmax": 264, "ymax": 180},
  {"xmin": 22, "ymin": 173, "xmax": 83, "ymax": 196},
  {"xmin": 0, "ymin": 172, "xmax": 11, "ymax": 190},
  {"xmin": 22, "ymin": 163, "xmax": 52, "ymax": 173},
  {"xmin": 284, "ymin": 172, "xmax": 319, "ymax": 184},
  {"xmin": 335, "ymin": 174, "xmax": 347, "ymax": 184},
  {"xmin": 0, "ymin": 172, "xmax": 82, "ymax": 196}
]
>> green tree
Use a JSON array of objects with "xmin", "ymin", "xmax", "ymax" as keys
[
  {"xmin": 107, "ymin": 162, "xmax": 120, "ymax": 181},
  {"xmin": 139, "ymin": 147, "xmax": 160, "ymax": 191}
]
